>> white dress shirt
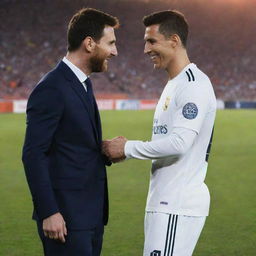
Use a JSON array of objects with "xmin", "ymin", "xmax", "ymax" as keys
[{"xmin": 62, "ymin": 57, "xmax": 88, "ymax": 91}]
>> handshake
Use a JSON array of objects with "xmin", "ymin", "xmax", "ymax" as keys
[{"xmin": 102, "ymin": 136, "xmax": 127, "ymax": 163}]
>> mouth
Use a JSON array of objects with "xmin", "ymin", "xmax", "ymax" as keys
[
  {"xmin": 106, "ymin": 56, "xmax": 112, "ymax": 62},
  {"xmin": 149, "ymin": 53, "xmax": 159, "ymax": 63}
]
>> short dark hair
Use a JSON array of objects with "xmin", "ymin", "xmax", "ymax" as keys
[
  {"xmin": 143, "ymin": 10, "xmax": 188, "ymax": 47},
  {"xmin": 67, "ymin": 8, "xmax": 119, "ymax": 51}
]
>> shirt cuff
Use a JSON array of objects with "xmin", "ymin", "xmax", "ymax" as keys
[{"xmin": 124, "ymin": 140, "xmax": 139, "ymax": 159}]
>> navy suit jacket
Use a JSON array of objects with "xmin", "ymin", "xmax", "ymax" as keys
[{"xmin": 22, "ymin": 61, "xmax": 109, "ymax": 230}]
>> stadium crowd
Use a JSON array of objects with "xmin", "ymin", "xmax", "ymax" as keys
[{"xmin": 0, "ymin": 0, "xmax": 256, "ymax": 100}]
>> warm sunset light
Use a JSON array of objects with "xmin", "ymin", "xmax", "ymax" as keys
[
  {"xmin": 211, "ymin": 0, "xmax": 255, "ymax": 5},
  {"xmin": 142, "ymin": 0, "xmax": 255, "ymax": 5}
]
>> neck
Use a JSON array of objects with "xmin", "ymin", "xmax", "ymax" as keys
[
  {"xmin": 65, "ymin": 51, "xmax": 91, "ymax": 76},
  {"xmin": 166, "ymin": 49, "xmax": 190, "ymax": 80}
]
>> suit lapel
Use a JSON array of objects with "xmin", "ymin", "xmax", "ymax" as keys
[
  {"xmin": 57, "ymin": 61, "xmax": 100, "ymax": 144},
  {"xmin": 94, "ymin": 97, "xmax": 102, "ymax": 141}
]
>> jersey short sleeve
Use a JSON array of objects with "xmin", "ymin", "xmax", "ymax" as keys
[{"xmin": 172, "ymin": 83, "xmax": 210, "ymax": 134}]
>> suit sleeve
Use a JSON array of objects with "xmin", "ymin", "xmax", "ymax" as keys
[
  {"xmin": 103, "ymin": 155, "xmax": 112, "ymax": 166},
  {"xmin": 22, "ymin": 84, "xmax": 64, "ymax": 220}
]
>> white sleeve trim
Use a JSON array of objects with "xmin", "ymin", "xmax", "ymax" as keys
[{"xmin": 124, "ymin": 128, "xmax": 197, "ymax": 160}]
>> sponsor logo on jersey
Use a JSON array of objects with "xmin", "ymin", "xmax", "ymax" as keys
[
  {"xmin": 150, "ymin": 250, "xmax": 161, "ymax": 256},
  {"xmin": 163, "ymin": 96, "xmax": 171, "ymax": 111},
  {"xmin": 153, "ymin": 124, "xmax": 168, "ymax": 134},
  {"xmin": 160, "ymin": 201, "xmax": 168, "ymax": 205},
  {"xmin": 182, "ymin": 102, "xmax": 198, "ymax": 119}
]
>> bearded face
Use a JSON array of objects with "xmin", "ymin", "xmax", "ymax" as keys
[
  {"xmin": 89, "ymin": 46, "xmax": 108, "ymax": 73},
  {"xmin": 89, "ymin": 26, "xmax": 117, "ymax": 73}
]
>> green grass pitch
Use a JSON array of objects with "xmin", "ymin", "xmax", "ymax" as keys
[{"xmin": 0, "ymin": 110, "xmax": 256, "ymax": 255}]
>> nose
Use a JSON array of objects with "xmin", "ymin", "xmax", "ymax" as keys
[
  {"xmin": 144, "ymin": 42, "xmax": 150, "ymax": 54},
  {"xmin": 111, "ymin": 45, "xmax": 118, "ymax": 57}
]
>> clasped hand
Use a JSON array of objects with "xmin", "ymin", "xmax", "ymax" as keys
[{"xmin": 102, "ymin": 136, "xmax": 127, "ymax": 163}]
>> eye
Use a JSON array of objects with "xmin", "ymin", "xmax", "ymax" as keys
[
  {"xmin": 109, "ymin": 41, "xmax": 116, "ymax": 45},
  {"xmin": 147, "ymin": 39, "xmax": 156, "ymax": 45}
]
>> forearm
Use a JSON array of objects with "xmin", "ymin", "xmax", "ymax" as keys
[
  {"xmin": 22, "ymin": 148, "xmax": 59, "ymax": 220},
  {"xmin": 125, "ymin": 128, "xmax": 197, "ymax": 160}
]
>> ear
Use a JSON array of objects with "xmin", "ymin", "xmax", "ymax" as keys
[
  {"xmin": 82, "ymin": 36, "xmax": 96, "ymax": 53},
  {"xmin": 169, "ymin": 34, "xmax": 180, "ymax": 48}
]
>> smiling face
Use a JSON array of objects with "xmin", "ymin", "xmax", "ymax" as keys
[
  {"xmin": 144, "ymin": 24, "xmax": 176, "ymax": 71},
  {"xmin": 90, "ymin": 26, "xmax": 118, "ymax": 72}
]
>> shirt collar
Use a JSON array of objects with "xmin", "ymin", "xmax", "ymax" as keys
[{"xmin": 62, "ymin": 57, "xmax": 88, "ymax": 83}]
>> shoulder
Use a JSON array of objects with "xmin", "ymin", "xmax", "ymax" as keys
[
  {"xmin": 180, "ymin": 64, "xmax": 212, "ymax": 88},
  {"xmin": 39, "ymin": 63, "xmax": 66, "ymax": 88},
  {"xmin": 176, "ymin": 64, "xmax": 214, "ymax": 98},
  {"xmin": 27, "ymin": 69, "xmax": 66, "ymax": 108},
  {"xmin": 30, "ymin": 62, "xmax": 67, "ymax": 97},
  {"xmin": 174, "ymin": 64, "xmax": 216, "ymax": 111}
]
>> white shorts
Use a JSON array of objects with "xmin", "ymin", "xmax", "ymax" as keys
[{"xmin": 143, "ymin": 212, "xmax": 206, "ymax": 256}]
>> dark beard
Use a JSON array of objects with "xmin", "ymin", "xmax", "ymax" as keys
[{"xmin": 89, "ymin": 54, "xmax": 106, "ymax": 73}]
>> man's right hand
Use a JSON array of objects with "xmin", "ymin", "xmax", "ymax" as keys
[
  {"xmin": 43, "ymin": 212, "xmax": 67, "ymax": 243},
  {"xmin": 102, "ymin": 136, "xmax": 127, "ymax": 163}
]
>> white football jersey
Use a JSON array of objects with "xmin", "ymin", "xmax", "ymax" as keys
[{"xmin": 125, "ymin": 63, "xmax": 216, "ymax": 216}]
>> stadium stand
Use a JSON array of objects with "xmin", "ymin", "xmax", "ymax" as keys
[{"xmin": 0, "ymin": 0, "xmax": 256, "ymax": 101}]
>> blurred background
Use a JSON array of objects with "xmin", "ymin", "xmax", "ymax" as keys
[
  {"xmin": 0, "ymin": 1, "xmax": 256, "ymax": 255},
  {"xmin": 1, "ymin": 0, "xmax": 256, "ymax": 102}
]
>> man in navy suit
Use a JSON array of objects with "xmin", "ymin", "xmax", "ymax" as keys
[{"xmin": 22, "ymin": 8, "xmax": 119, "ymax": 256}]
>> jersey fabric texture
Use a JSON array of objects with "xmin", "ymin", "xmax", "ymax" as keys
[{"xmin": 125, "ymin": 63, "xmax": 216, "ymax": 216}]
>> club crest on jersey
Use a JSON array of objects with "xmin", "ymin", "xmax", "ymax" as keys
[
  {"xmin": 163, "ymin": 96, "xmax": 171, "ymax": 111},
  {"xmin": 150, "ymin": 250, "xmax": 161, "ymax": 256},
  {"xmin": 182, "ymin": 102, "xmax": 198, "ymax": 119}
]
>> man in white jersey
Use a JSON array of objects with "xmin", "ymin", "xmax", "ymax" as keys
[{"xmin": 103, "ymin": 10, "xmax": 216, "ymax": 256}]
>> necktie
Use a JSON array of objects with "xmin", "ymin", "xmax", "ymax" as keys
[
  {"xmin": 84, "ymin": 78, "xmax": 94, "ymax": 110},
  {"xmin": 84, "ymin": 78, "xmax": 102, "ymax": 141}
]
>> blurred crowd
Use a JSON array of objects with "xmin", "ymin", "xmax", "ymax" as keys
[{"xmin": 0, "ymin": 0, "xmax": 255, "ymax": 100}]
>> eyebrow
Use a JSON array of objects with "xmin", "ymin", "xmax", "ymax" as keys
[{"xmin": 145, "ymin": 38, "xmax": 156, "ymax": 43}]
